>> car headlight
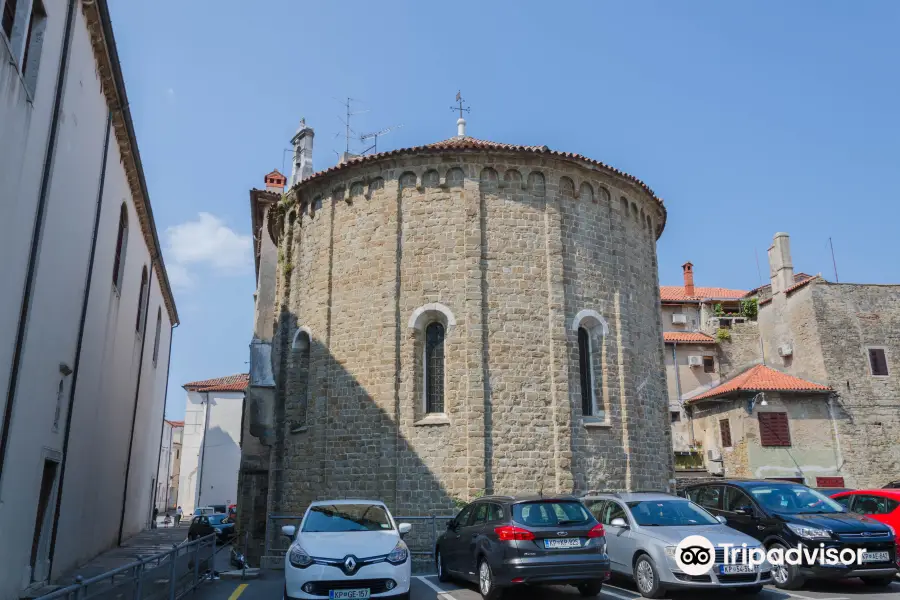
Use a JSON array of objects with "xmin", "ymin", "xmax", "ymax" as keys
[
  {"xmin": 885, "ymin": 524, "xmax": 896, "ymax": 537},
  {"xmin": 386, "ymin": 540, "xmax": 409, "ymax": 565},
  {"xmin": 786, "ymin": 523, "xmax": 832, "ymax": 540},
  {"xmin": 289, "ymin": 545, "xmax": 313, "ymax": 568}
]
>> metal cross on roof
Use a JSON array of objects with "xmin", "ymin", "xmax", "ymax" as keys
[{"xmin": 450, "ymin": 91, "xmax": 470, "ymax": 119}]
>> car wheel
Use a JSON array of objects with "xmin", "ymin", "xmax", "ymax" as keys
[
  {"xmin": 633, "ymin": 555, "xmax": 665, "ymax": 599},
  {"xmin": 769, "ymin": 543, "xmax": 805, "ymax": 590},
  {"xmin": 735, "ymin": 585, "xmax": 764, "ymax": 595},
  {"xmin": 436, "ymin": 549, "xmax": 451, "ymax": 583},
  {"xmin": 861, "ymin": 576, "xmax": 894, "ymax": 588},
  {"xmin": 478, "ymin": 558, "xmax": 501, "ymax": 600},
  {"xmin": 576, "ymin": 581, "xmax": 603, "ymax": 597}
]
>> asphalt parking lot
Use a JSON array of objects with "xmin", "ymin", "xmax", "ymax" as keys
[{"xmin": 196, "ymin": 571, "xmax": 900, "ymax": 600}]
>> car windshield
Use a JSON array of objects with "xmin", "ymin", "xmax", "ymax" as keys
[
  {"xmin": 749, "ymin": 484, "xmax": 845, "ymax": 514},
  {"xmin": 513, "ymin": 501, "xmax": 592, "ymax": 527},
  {"xmin": 208, "ymin": 514, "xmax": 230, "ymax": 525},
  {"xmin": 301, "ymin": 504, "xmax": 394, "ymax": 532},
  {"xmin": 626, "ymin": 500, "xmax": 719, "ymax": 526}
]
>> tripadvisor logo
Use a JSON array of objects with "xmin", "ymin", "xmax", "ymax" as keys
[{"xmin": 675, "ymin": 535, "xmax": 872, "ymax": 575}]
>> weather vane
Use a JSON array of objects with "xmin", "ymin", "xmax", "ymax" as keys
[{"xmin": 450, "ymin": 91, "xmax": 470, "ymax": 119}]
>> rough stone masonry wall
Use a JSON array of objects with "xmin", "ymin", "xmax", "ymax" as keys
[
  {"xmin": 811, "ymin": 283, "xmax": 900, "ymax": 488},
  {"xmin": 266, "ymin": 149, "xmax": 673, "ymax": 521}
]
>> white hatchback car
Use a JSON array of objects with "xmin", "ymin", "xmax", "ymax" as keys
[{"xmin": 283, "ymin": 500, "xmax": 412, "ymax": 600}]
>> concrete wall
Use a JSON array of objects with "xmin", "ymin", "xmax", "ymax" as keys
[
  {"xmin": 179, "ymin": 391, "xmax": 244, "ymax": 515},
  {"xmin": 0, "ymin": 2, "xmax": 175, "ymax": 596},
  {"xmin": 664, "ymin": 343, "xmax": 719, "ymax": 450},
  {"xmin": 661, "ymin": 304, "xmax": 701, "ymax": 333}
]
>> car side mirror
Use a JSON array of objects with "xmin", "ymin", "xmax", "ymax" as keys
[
  {"xmin": 734, "ymin": 506, "xmax": 754, "ymax": 517},
  {"xmin": 398, "ymin": 523, "xmax": 412, "ymax": 537},
  {"xmin": 610, "ymin": 518, "xmax": 628, "ymax": 528},
  {"xmin": 281, "ymin": 525, "xmax": 296, "ymax": 538},
  {"xmin": 716, "ymin": 516, "xmax": 728, "ymax": 524}
]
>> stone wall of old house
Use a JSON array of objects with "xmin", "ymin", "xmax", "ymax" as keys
[
  {"xmin": 257, "ymin": 148, "xmax": 673, "ymax": 529},
  {"xmin": 715, "ymin": 322, "xmax": 763, "ymax": 379},
  {"xmin": 665, "ymin": 343, "xmax": 719, "ymax": 451},
  {"xmin": 661, "ymin": 304, "xmax": 702, "ymax": 333},
  {"xmin": 810, "ymin": 282, "xmax": 900, "ymax": 488}
]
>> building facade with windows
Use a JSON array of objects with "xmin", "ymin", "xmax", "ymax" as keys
[
  {"xmin": 0, "ymin": 0, "xmax": 178, "ymax": 596},
  {"xmin": 156, "ymin": 420, "xmax": 183, "ymax": 512},
  {"xmin": 238, "ymin": 119, "xmax": 675, "ymax": 564}
]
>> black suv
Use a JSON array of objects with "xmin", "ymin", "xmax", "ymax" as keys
[
  {"xmin": 435, "ymin": 495, "xmax": 610, "ymax": 599},
  {"xmin": 682, "ymin": 480, "xmax": 898, "ymax": 590}
]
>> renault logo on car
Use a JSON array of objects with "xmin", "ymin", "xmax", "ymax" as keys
[
  {"xmin": 557, "ymin": 531, "xmax": 568, "ymax": 536},
  {"xmin": 343, "ymin": 555, "xmax": 357, "ymax": 573}
]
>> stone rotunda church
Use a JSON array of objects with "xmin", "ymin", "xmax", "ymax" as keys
[{"xmin": 239, "ymin": 114, "xmax": 674, "ymax": 561}]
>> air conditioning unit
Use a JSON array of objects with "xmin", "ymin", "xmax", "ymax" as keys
[
  {"xmin": 672, "ymin": 314, "xmax": 687, "ymax": 324},
  {"xmin": 688, "ymin": 355, "xmax": 703, "ymax": 367},
  {"xmin": 778, "ymin": 344, "xmax": 793, "ymax": 357}
]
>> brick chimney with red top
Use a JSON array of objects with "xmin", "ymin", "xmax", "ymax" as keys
[
  {"xmin": 264, "ymin": 169, "xmax": 286, "ymax": 193},
  {"xmin": 682, "ymin": 262, "xmax": 695, "ymax": 297}
]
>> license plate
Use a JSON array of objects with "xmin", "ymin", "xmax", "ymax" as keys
[
  {"xmin": 862, "ymin": 551, "xmax": 890, "ymax": 563},
  {"xmin": 544, "ymin": 538, "xmax": 581, "ymax": 549},
  {"xmin": 329, "ymin": 590, "xmax": 370, "ymax": 600},
  {"xmin": 720, "ymin": 564, "xmax": 755, "ymax": 574}
]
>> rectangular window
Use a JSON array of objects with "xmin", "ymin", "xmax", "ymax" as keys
[
  {"xmin": 758, "ymin": 412, "xmax": 791, "ymax": 447},
  {"xmin": 670, "ymin": 411, "xmax": 681, "ymax": 423},
  {"xmin": 2, "ymin": 0, "xmax": 16, "ymax": 40},
  {"xmin": 720, "ymin": 418, "xmax": 732, "ymax": 447},
  {"xmin": 815, "ymin": 476, "xmax": 845, "ymax": 488},
  {"xmin": 703, "ymin": 356, "xmax": 715, "ymax": 373},
  {"xmin": 868, "ymin": 348, "xmax": 889, "ymax": 376},
  {"xmin": 21, "ymin": 0, "xmax": 45, "ymax": 96}
]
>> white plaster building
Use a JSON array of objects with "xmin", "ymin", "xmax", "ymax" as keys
[
  {"xmin": 178, "ymin": 375, "xmax": 247, "ymax": 516},
  {"xmin": 0, "ymin": 0, "xmax": 179, "ymax": 596},
  {"xmin": 156, "ymin": 420, "xmax": 183, "ymax": 511}
]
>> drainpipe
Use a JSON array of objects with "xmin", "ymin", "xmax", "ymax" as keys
[
  {"xmin": 196, "ymin": 392, "xmax": 211, "ymax": 508},
  {"xmin": 117, "ymin": 261, "xmax": 155, "ymax": 545},
  {"xmin": 46, "ymin": 108, "xmax": 113, "ymax": 575},
  {"xmin": 0, "ymin": 0, "xmax": 78, "ymax": 487},
  {"xmin": 152, "ymin": 325, "xmax": 177, "ymax": 515},
  {"xmin": 827, "ymin": 395, "xmax": 845, "ymax": 473}
]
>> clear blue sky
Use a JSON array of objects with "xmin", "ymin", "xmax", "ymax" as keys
[{"xmin": 106, "ymin": 0, "xmax": 900, "ymax": 420}]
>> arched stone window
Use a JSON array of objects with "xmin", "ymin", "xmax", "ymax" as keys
[
  {"xmin": 580, "ymin": 182, "xmax": 594, "ymax": 203},
  {"xmin": 424, "ymin": 322, "xmax": 445, "ymax": 413},
  {"xmin": 399, "ymin": 172, "xmax": 417, "ymax": 190},
  {"xmin": 446, "ymin": 167, "xmax": 464, "ymax": 188},
  {"xmin": 290, "ymin": 327, "xmax": 312, "ymax": 428},
  {"xmin": 135, "ymin": 266, "xmax": 148, "ymax": 333},
  {"xmin": 528, "ymin": 171, "xmax": 545, "ymax": 195},
  {"xmin": 479, "ymin": 167, "xmax": 498, "ymax": 191},
  {"xmin": 571, "ymin": 309, "xmax": 609, "ymax": 419},
  {"xmin": 560, "ymin": 176, "xmax": 575, "ymax": 198},
  {"xmin": 112, "ymin": 203, "xmax": 128, "ymax": 291},
  {"xmin": 423, "ymin": 170, "xmax": 440, "ymax": 188}
]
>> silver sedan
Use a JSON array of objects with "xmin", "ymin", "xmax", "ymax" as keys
[{"xmin": 583, "ymin": 492, "xmax": 771, "ymax": 598}]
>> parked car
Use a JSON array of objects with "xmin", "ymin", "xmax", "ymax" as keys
[
  {"xmin": 187, "ymin": 515, "xmax": 214, "ymax": 541},
  {"xmin": 815, "ymin": 488, "xmax": 854, "ymax": 497},
  {"xmin": 193, "ymin": 506, "xmax": 215, "ymax": 517},
  {"xmin": 582, "ymin": 492, "xmax": 770, "ymax": 598},
  {"xmin": 228, "ymin": 504, "xmax": 237, "ymax": 520},
  {"xmin": 884, "ymin": 480, "xmax": 900, "ymax": 489},
  {"xmin": 682, "ymin": 479, "xmax": 898, "ymax": 590},
  {"xmin": 831, "ymin": 490, "xmax": 900, "ymax": 538},
  {"xmin": 211, "ymin": 504, "xmax": 228, "ymax": 514},
  {"xmin": 435, "ymin": 494, "xmax": 610, "ymax": 599},
  {"xmin": 208, "ymin": 513, "xmax": 236, "ymax": 542},
  {"xmin": 282, "ymin": 500, "xmax": 412, "ymax": 600}
]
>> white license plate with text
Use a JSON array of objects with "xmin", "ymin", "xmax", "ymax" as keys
[
  {"xmin": 329, "ymin": 590, "xmax": 370, "ymax": 600},
  {"xmin": 862, "ymin": 551, "xmax": 890, "ymax": 563},
  {"xmin": 720, "ymin": 564, "xmax": 755, "ymax": 574},
  {"xmin": 544, "ymin": 538, "xmax": 581, "ymax": 549}
]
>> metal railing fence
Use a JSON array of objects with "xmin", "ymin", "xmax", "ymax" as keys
[{"xmin": 37, "ymin": 533, "xmax": 223, "ymax": 600}]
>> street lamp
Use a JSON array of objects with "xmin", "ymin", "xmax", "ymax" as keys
[{"xmin": 746, "ymin": 391, "xmax": 768, "ymax": 414}]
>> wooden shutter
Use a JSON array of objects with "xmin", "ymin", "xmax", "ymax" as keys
[
  {"xmin": 720, "ymin": 419, "xmax": 732, "ymax": 447},
  {"xmin": 758, "ymin": 412, "xmax": 791, "ymax": 447}
]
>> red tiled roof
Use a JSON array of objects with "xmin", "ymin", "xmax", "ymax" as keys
[
  {"xmin": 687, "ymin": 365, "xmax": 830, "ymax": 403},
  {"xmin": 289, "ymin": 135, "xmax": 666, "ymax": 231},
  {"xmin": 265, "ymin": 169, "xmax": 286, "ymax": 179},
  {"xmin": 663, "ymin": 332, "xmax": 717, "ymax": 344},
  {"xmin": 183, "ymin": 373, "xmax": 249, "ymax": 392},
  {"xmin": 745, "ymin": 273, "xmax": 813, "ymax": 297},
  {"xmin": 660, "ymin": 286, "xmax": 748, "ymax": 302},
  {"xmin": 785, "ymin": 275, "xmax": 819, "ymax": 295},
  {"xmin": 165, "ymin": 419, "xmax": 184, "ymax": 427}
]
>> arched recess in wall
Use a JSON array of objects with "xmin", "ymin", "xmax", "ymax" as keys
[
  {"xmin": 446, "ymin": 167, "xmax": 464, "ymax": 189},
  {"xmin": 560, "ymin": 176, "xmax": 575, "ymax": 199},
  {"xmin": 408, "ymin": 303, "xmax": 456, "ymax": 417},
  {"xmin": 528, "ymin": 171, "xmax": 545, "ymax": 196},
  {"xmin": 368, "ymin": 177, "xmax": 384, "ymax": 197},
  {"xmin": 571, "ymin": 309, "xmax": 609, "ymax": 420},
  {"xmin": 479, "ymin": 167, "xmax": 498, "ymax": 191},
  {"xmin": 504, "ymin": 169, "xmax": 522, "ymax": 187},
  {"xmin": 289, "ymin": 327, "xmax": 312, "ymax": 430},
  {"xmin": 399, "ymin": 172, "xmax": 417, "ymax": 191},
  {"xmin": 423, "ymin": 169, "xmax": 440, "ymax": 189},
  {"xmin": 580, "ymin": 182, "xmax": 594, "ymax": 204},
  {"xmin": 350, "ymin": 182, "xmax": 365, "ymax": 199},
  {"xmin": 598, "ymin": 186, "xmax": 610, "ymax": 205}
]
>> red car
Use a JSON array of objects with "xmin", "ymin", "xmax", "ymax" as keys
[{"xmin": 832, "ymin": 490, "xmax": 900, "ymax": 538}]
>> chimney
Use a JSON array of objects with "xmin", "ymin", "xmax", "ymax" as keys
[
  {"xmin": 768, "ymin": 232, "xmax": 794, "ymax": 295},
  {"xmin": 682, "ymin": 262, "xmax": 695, "ymax": 297},
  {"xmin": 290, "ymin": 119, "xmax": 315, "ymax": 187},
  {"xmin": 264, "ymin": 170, "xmax": 286, "ymax": 193}
]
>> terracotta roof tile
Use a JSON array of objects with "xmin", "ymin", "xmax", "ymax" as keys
[
  {"xmin": 784, "ymin": 275, "xmax": 820, "ymax": 295},
  {"xmin": 165, "ymin": 419, "xmax": 184, "ymax": 427},
  {"xmin": 289, "ymin": 135, "xmax": 666, "ymax": 231},
  {"xmin": 660, "ymin": 286, "xmax": 748, "ymax": 302},
  {"xmin": 687, "ymin": 365, "xmax": 830, "ymax": 403},
  {"xmin": 745, "ymin": 273, "xmax": 813, "ymax": 297},
  {"xmin": 183, "ymin": 373, "xmax": 249, "ymax": 392},
  {"xmin": 663, "ymin": 332, "xmax": 717, "ymax": 344}
]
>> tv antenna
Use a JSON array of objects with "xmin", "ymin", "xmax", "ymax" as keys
[
  {"xmin": 333, "ymin": 97, "xmax": 369, "ymax": 154},
  {"xmin": 360, "ymin": 124, "xmax": 403, "ymax": 155}
]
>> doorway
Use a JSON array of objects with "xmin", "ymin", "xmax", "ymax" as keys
[{"xmin": 31, "ymin": 458, "xmax": 59, "ymax": 582}]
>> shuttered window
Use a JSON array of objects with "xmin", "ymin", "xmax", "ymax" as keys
[
  {"xmin": 758, "ymin": 412, "xmax": 791, "ymax": 447},
  {"xmin": 720, "ymin": 419, "xmax": 732, "ymax": 447},
  {"xmin": 868, "ymin": 348, "xmax": 889, "ymax": 376}
]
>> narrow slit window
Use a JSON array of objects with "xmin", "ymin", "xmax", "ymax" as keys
[
  {"xmin": 112, "ymin": 203, "xmax": 128, "ymax": 290},
  {"xmin": 578, "ymin": 327, "xmax": 594, "ymax": 416},
  {"xmin": 152, "ymin": 307, "xmax": 162, "ymax": 366},
  {"xmin": 425, "ymin": 322, "xmax": 445, "ymax": 413},
  {"xmin": 868, "ymin": 348, "xmax": 889, "ymax": 376},
  {"xmin": 135, "ymin": 266, "xmax": 148, "ymax": 333}
]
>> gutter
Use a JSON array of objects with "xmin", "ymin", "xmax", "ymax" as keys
[
  {"xmin": 151, "ymin": 323, "xmax": 177, "ymax": 519},
  {"xmin": 117, "ymin": 261, "xmax": 155, "ymax": 545},
  {"xmin": 0, "ymin": 0, "xmax": 78, "ymax": 486},
  {"xmin": 47, "ymin": 107, "xmax": 113, "ymax": 575}
]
